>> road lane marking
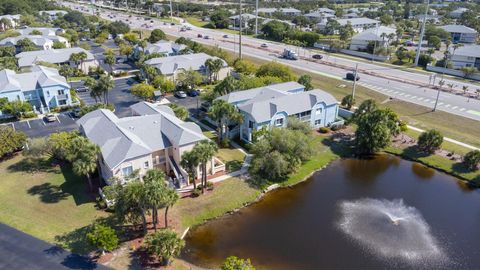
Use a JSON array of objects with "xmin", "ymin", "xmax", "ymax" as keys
[
  {"xmin": 424, "ymin": 99, "xmax": 430, "ymax": 102},
  {"xmin": 393, "ymin": 91, "xmax": 399, "ymax": 94},
  {"xmin": 411, "ymin": 96, "xmax": 417, "ymax": 99},
  {"xmin": 404, "ymin": 94, "xmax": 411, "ymax": 97},
  {"xmin": 42, "ymin": 119, "xmax": 46, "ymax": 126},
  {"xmin": 417, "ymin": 97, "xmax": 424, "ymax": 101},
  {"xmin": 398, "ymin": 92, "xmax": 405, "ymax": 96},
  {"xmin": 438, "ymin": 102, "xmax": 444, "ymax": 106},
  {"xmin": 27, "ymin": 120, "xmax": 31, "ymax": 129},
  {"xmin": 56, "ymin": 115, "xmax": 61, "ymax": 123},
  {"xmin": 459, "ymin": 108, "xmax": 466, "ymax": 111},
  {"xmin": 445, "ymin": 104, "xmax": 451, "ymax": 108},
  {"xmin": 452, "ymin": 106, "xmax": 458, "ymax": 110}
]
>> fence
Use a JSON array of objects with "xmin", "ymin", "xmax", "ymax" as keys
[{"xmin": 426, "ymin": 65, "xmax": 480, "ymax": 81}]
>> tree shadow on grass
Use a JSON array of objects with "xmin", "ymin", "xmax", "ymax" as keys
[
  {"xmin": 59, "ymin": 164, "xmax": 96, "ymax": 206},
  {"xmin": 321, "ymin": 133, "xmax": 355, "ymax": 158},
  {"xmin": 226, "ymin": 160, "xmax": 243, "ymax": 172},
  {"xmin": 7, "ymin": 157, "xmax": 58, "ymax": 174},
  {"xmin": 28, "ymin": 183, "xmax": 69, "ymax": 203},
  {"xmin": 401, "ymin": 145, "xmax": 432, "ymax": 159}
]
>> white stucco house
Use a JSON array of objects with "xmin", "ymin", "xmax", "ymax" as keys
[
  {"xmin": 133, "ymin": 40, "xmax": 187, "ymax": 58},
  {"xmin": 77, "ymin": 102, "xmax": 225, "ymax": 188},
  {"xmin": 439, "ymin": 25, "xmax": 478, "ymax": 44},
  {"xmin": 449, "ymin": 45, "xmax": 480, "ymax": 70},
  {"xmin": 144, "ymin": 52, "xmax": 230, "ymax": 82},
  {"xmin": 0, "ymin": 66, "xmax": 72, "ymax": 112},
  {"xmin": 336, "ymin": 17, "xmax": 380, "ymax": 33},
  {"xmin": 257, "ymin": 8, "xmax": 301, "ymax": 17},
  {"xmin": 15, "ymin": 47, "xmax": 97, "ymax": 73},
  {"xmin": 217, "ymin": 82, "xmax": 341, "ymax": 142},
  {"xmin": 0, "ymin": 14, "xmax": 21, "ymax": 30},
  {"xmin": 349, "ymin": 26, "xmax": 396, "ymax": 51},
  {"xmin": 0, "ymin": 35, "xmax": 70, "ymax": 51}
]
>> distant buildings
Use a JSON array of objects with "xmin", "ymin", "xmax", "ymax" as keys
[
  {"xmin": 349, "ymin": 26, "xmax": 396, "ymax": 51},
  {"xmin": 0, "ymin": 35, "xmax": 70, "ymax": 51},
  {"xmin": 16, "ymin": 27, "xmax": 65, "ymax": 36},
  {"xmin": 39, "ymin": 10, "xmax": 68, "ymax": 21},
  {"xmin": 0, "ymin": 14, "xmax": 21, "ymax": 30},
  {"xmin": 439, "ymin": 25, "xmax": 478, "ymax": 44},
  {"xmin": 257, "ymin": 7, "xmax": 301, "ymax": 17},
  {"xmin": 0, "ymin": 66, "xmax": 72, "ymax": 112},
  {"xmin": 449, "ymin": 7, "xmax": 468, "ymax": 19},
  {"xmin": 449, "ymin": 45, "xmax": 480, "ymax": 70},
  {"xmin": 134, "ymin": 40, "xmax": 186, "ymax": 57},
  {"xmin": 218, "ymin": 82, "xmax": 341, "ymax": 142},
  {"xmin": 15, "ymin": 47, "xmax": 97, "ymax": 73},
  {"xmin": 144, "ymin": 52, "xmax": 230, "ymax": 82},
  {"xmin": 336, "ymin": 17, "xmax": 380, "ymax": 32}
]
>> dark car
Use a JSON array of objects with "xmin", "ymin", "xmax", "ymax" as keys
[
  {"xmin": 346, "ymin": 72, "xmax": 360, "ymax": 81},
  {"xmin": 312, "ymin": 54, "xmax": 323, "ymax": 60},
  {"xmin": 197, "ymin": 34, "xmax": 203, "ymax": 38},
  {"xmin": 187, "ymin": 90, "xmax": 199, "ymax": 97}
]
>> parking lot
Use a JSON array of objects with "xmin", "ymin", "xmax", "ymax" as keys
[{"xmin": 8, "ymin": 112, "xmax": 78, "ymax": 138}]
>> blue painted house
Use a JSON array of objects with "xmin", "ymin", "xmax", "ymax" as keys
[
  {"xmin": 218, "ymin": 81, "xmax": 340, "ymax": 142},
  {"xmin": 0, "ymin": 66, "xmax": 72, "ymax": 113}
]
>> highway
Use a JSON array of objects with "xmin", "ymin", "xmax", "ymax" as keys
[{"xmin": 62, "ymin": 1, "xmax": 480, "ymax": 121}]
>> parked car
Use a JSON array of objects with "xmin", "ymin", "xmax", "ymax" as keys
[
  {"xmin": 312, "ymin": 54, "xmax": 323, "ymax": 59},
  {"xmin": 44, "ymin": 113, "xmax": 56, "ymax": 122},
  {"xmin": 261, "ymin": 43, "xmax": 268, "ymax": 48},
  {"xmin": 72, "ymin": 108, "xmax": 81, "ymax": 118},
  {"xmin": 197, "ymin": 34, "xmax": 203, "ymax": 38},
  {"xmin": 204, "ymin": 35, "xmax": 210, "ymax": 39},
  {"xmin": 405, "ymin": 40, "xmax": 415, "ymax": 47},
  {"xmin": 76, "ymin": 87, "xmax": 88, "ymax": 92},
  {"xmin": 174, "ymin": 91, "xmax": 187, "ymax": 98},
  {"xmin": 346, "ymin": 72, "xmax": 360, "ymax": 81},
  {"xmin": 186, "ymin": 26, "xmax": 192, "ymax": 30},
  {"xmin": 187, "ymin": 90, "xmax": 199, "ymax": 97},
  {"xmin": 223, "ymin": 34, "xmax": 229, "ymax": 38}
]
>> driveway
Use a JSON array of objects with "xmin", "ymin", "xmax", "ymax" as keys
[
  {"xmin": 0, "ymin": 223, "xmax": 109, "ymax": 270},
  {"xmin": 166, "ymin": 94, "xmax": 202, "ymax": 115},
  {"xmin": 11, "ymin": 112, "xmax": 78, "ymax": 138}
]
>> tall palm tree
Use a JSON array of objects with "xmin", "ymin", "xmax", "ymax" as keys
[
  {"xmin": 180, "ymin": 150, "xmax": 200, "ymax": 189},
  {"xmin": 67, "ymin": 137, "xmax": 100, "ymax": 191},
  {"xmin": 96, "ymin": 75, "xmax": 114, "ymax": 104},
  {"xmin": 77, "ymin": 51, "xmax": 88, "ymax": 72},
  {"xmin": 208, "ymin": 100, "xmax": 243, "ymax": 143},
  {"xmin": 143, "ymin": 169, "xmax": 167, "ymax": 231},
  {"xmin": 192, "ymin": 140, "xmax": 218, "ymax": 194},
  {"xmin": 104, "ymin": 54, "xmax": 116, "ymax": 75},
  {"xmin": 162, "ymin": 187, "xmax": 179, "ymax": 228}
]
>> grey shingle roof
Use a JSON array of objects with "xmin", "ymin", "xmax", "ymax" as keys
[
  {"xmin": 16, "ymin": 27, "xmax": 64, "ymax": 36},
  {"xmin": 439, "ymin": 25, "xmax": 478, "ymax": 34},
  {"xmin": 144, "ymin": 53, "xmax": 227, "ymax": 75},
  {"xmin": 0, "ymin": 35, "xmax": 68, "ymax": 48},
  {"xmin": 0, "ymin": 66, "xmax": 69, "ymax": 94},
  {"xmin": 336, "ymin": 17, "xmax": 379, "ymax": 26},
  {"xmin": 16, "ymin": 47, "xmax": 94, "ymax": 68},
  {"xmin": 351, "ymin": 26, "xmax": 396, "ymax": 41},
  {"xmin": 451, "ymin": 45, "xmax": 480, "ymax": 58},
  {"xmin": 218, "ymin": 81, "xmax": 304, "ymax": 104},
  {"xmin": 144, "ymin": 40, "xmax": 186, "ymax": 55},
  {"xmin": 238, "ymin": 89, "xmax": 337, "ymax": 123},
  {"xmin": 77, "ymin": 102, "xmax": 206, "ymax": 169}
]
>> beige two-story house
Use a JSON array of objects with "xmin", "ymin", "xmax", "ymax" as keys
[{"xmin": 77, "ymin": 102, "xmax": 225, "ymax": 188}]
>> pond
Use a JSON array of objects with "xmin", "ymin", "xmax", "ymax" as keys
[{"xmin": 181, "ymin": 155, "xmax": 480, "ymax": 270}]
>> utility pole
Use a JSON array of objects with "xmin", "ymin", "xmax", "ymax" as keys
[
  {"xmin": 255, "ymin": 0, "xmax": 259, "ymax": 36},
  {"xmin": 239, "ymin": 0, "xmax": 243, "ymax": 59},
  {"xmin": 433, "ymin": 51, "xmax": 449, "ymax": 111},
  {"xmin": 169, "ymin": 0, "xmax": 174, "ymax": 23},
  {"xmin": 352, "ymin": 63, "xmax": 359, "ymax": 99},
  {"xmin": 371, "ymin": 24, "xmax": 379, "ymax": 61},
  {"xmin": 415, "ymin": 0, "xmax": 430, "ymax": 66}
]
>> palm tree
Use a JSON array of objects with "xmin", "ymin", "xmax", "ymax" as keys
[
  {"xmin": 143, "ymin": 169, "xmax": 167, "ymax": 231},
  {"xmin": 67, "ymin": 137, "xmax": 100, "ymax": 191},
  {"xmin": 0, "ymin": 18, "xmax": 12, "ymax": 31},
  {"xmin": 180, "ymin": 150, "xmax": 200, "ymax": 189},
  {"xmin": 97, "ymin": 75, "xmax": 114, "ymax": 104},
  {"xmin": 162, "ymin": 187, "xmax": 179, "ymax": 228},
  {"xmin": 462, "ymin": 85, "xmax": 469, "ymax": 95},
  {"xmin": 104, "ymin": 54, "xmax": 116, "ymax": 75},
  {"xmin": 208, "ymin": 100, "xmax": 243, "ymax": 143},
  {"xmin": 77, "ymin": 51, "xmax": 88, "ymax": 72},
  {"xmin": 191, "ymin": 140, "xmax": 218, "ymax": 194}
]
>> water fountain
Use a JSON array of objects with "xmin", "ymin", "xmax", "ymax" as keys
[{"xmin": 337, "ymin": 198, "xmax": 449, "ymax": 268}]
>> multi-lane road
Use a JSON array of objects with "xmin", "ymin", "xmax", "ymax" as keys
[{"xmin": 61, "ymin": 1, "xmax": 480, "ymax": 121}]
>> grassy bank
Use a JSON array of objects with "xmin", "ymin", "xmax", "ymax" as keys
[
  {"xmin": 0, "ymin": 155, "xmax": 108, "ymax": 252},
  {"xmin": 171, "ymin": 177, "xmax": 260, "ymax": 231}
]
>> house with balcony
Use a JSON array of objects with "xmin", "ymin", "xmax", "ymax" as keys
[
  {"xmin": 144, "ymin": 52, "xmax": 230, "ymax": 82},
  {"xmin": 0, "ymin": 66, "xmax": 72, "ymax": 113},
  {"xmin": 439, "ymin": 25, "xmax": 478, "ymax": 44},
  {"xmin": 217, "ymin": 82, "xmax": 340, "ymax": 142},
  {"xmin": 16, "ymin": 47, "xmax": 97, "ymax": 73},
  {"xmin": 0, "ymin": 14, "xmax": 20, "ymax": 30},
  {"xmin": 449, "ymin": 45, "xmax": 480, "ymax": 70},
  {"xmin": 77, "ymin": 101, "xmax": 225, "ymax": 188}
]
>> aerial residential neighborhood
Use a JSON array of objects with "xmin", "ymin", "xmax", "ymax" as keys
[{"xmin": 0, "ymin": 0, "xmax": 479, "ymax": 269}]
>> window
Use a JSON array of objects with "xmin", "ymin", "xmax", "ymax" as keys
[
  {"xmin": 275, "ymin": 118, "xmax": 284, "ymax": 126},
  {"xmin": 144, "ymin": 161, "xmax": 149, "ymax": 168},
  {"xmin": 315, "ymin": 108, "xmax": 322, "ymax": 115},
  {"xmin": 248, "ymin": 120, "xmax": 254, "ymax": 129},
  {"xmin": 122, "ymin": 166, "xmax": 133, "ymax": 176},
  {"xmin": 58, "ymin": 90, "xmax": 65, "ymax": 95},
  {"xmin": 58, "ymin": 100, "xmax": 67, "ymax": 105},
  {"xmin": 315, "ymin": 119, "xmax": 321, "ymax": 125}
]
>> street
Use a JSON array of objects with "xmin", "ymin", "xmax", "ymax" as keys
[
  {"xmin": 61, "ymin": 1, "xmax": 480, "ymax": 122},
  {"xmin": 0, "ymin": 223, "xmax": 108, "ymax": 270}
]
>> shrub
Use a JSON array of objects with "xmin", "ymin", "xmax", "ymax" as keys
[
  {"xmin": 206, "ymin": 181, "xmax": 214, "ymax": 190},
  {"xmin": 318, "ymin": 127, "xmax": 329, "ymax": 133},
  {"xmin": 220, "ymin": 138, "xmax": 230, "ymax": 148},
  {"xmin": 191, "ymin": 188, "xmax": 201, "ymax": 197},
  {"xmin": 22, "ymin": 111, "xmax": 37, "ymax": 119},
  {"xmin": 463, "ymin": 150, "xmax": 480, "ymax": 172},
  {"xmin": 330, "ymin": 124, "xmax": 343, "ymax": 131},
  {"xmin": 86, "ymin": 224, "xmax": 119, "ymax": 253},
  {"xmin": 417, "ymin": 129, "xmax": 443, "ymax": 154}
]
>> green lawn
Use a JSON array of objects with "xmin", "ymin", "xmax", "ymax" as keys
[
  {"xmin": 203, "ymin": 131, "xmax": 246, "ymax": 172},
  {"xmin": 403, "ymin": 128, "xmax": 473, "ymax": 155},
  {"xmin": 0, "ymin": 155, "xmax": 108, "ymax": 253},
  {"xmin": 182, "ymin": 16, "xmax": 209, "ymax": 28},
  {"xmin": 171, "ymin": 177, "xmax": 260, "ymax": 230}
]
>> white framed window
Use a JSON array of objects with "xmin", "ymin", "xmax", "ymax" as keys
[
  {"xmin": 144, "ymin": 161, "xmax": 149, "ymax": 168},
  {"xmin": 315, "ymin": 108, "xmax": 322, "ymax": 115},
  {"xmin": 122, "ymin": 166, "xmax": 133, "ymax": 176},
  {"xmin": 275, "ymin": 118, "xmax": 284, "ymax": 126},
  {"xmin": 315, "ymin": 119, "xmax": 321, "ymax": 125}
]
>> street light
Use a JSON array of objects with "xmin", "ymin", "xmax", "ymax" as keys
[
  {"xmin": 255, "ymin": 0, "xmax": 259, "ymax": 36},
  {"xmin": 433, "ymin": 50, "xmax": 449, "ymax": 111},
  {"xmin": 415, "ymin": 0, "xmax": 430, "ymax": 66}
]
